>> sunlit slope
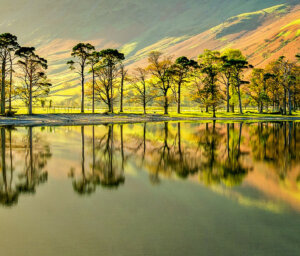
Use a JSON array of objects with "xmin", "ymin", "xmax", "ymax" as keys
[
  {"xmin": 0, "ymin": 0, "xmax": 296, "ymax": 104},
  {"xmin": 0, "ymin": 0, "xmax": 290, "ymax": 47},
  {"xmin": 129, "ymin": 4, "xmax": 300, "ymax": 69}
]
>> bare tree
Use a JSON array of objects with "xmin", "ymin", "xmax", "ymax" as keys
[
  {"xmin": 147, "ymin": 51, "xmax": 173, "ymax": 114},
  {"xmin": 15, "ymin": 47, "xmax": 51, "ymax": 115},
  {"xmin": 130, "ymin": 67, "xmax": 156, "ymax": 114}
]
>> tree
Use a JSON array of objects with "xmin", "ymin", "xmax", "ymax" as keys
[
  {"xmin": 119, "ymin": 64, "xmax": 128, "ymax": 113},
  {"xmin": 225, "ymin": 50, "xmax": 251, "ymax": 114},
  {"xmin": 94, "ymin": 63, "xmax": 113, "ymax": 112},
  {"xmin": 94, "ymin": 49, "xmax": 124, "ymax": 112},
  {"xmin": 0, "ymin": 33, "xmax": 19, "ymax": 114},
  {"xmin": 98, "ymin": 49, "xmax": 125, "ymax": 113},
  {"xmin": 67, "ymin": 43, "xmax": 95, "ymax": 113},
  {"xmin": 220, "ymin": 49, "xmax": 238, "ymax": 113},
  {"xmin": 171, "ymin": 56, "xmax": 198, "ymax": 113},
  {"xmin": 190, "ymin": 70, "xmax": 208, "ymax": 111},
  {"xmin": 147, "ymin": 51, "xmax": 173, "ymax": 114},
  {"xmin": 198, "ymin": 50, "xmax": 222, "ymax": 118},
  {"xmin": 265, "ymin": 61, "xmax": 282, "ymax": 112},
  {"xmin": 87, "ymin": 51, "xmax": 100, "ymax": 114},
  {"xmin": 248, "ymin": 68, "xmax": 274, "ymax": 113},
  {"xmin": 15, "ymin": 47, "xmax": 51, "ymax": 115},
  {"xmin": 276, "ymin": 56, "xmax": 298, "ymax": 115},
  {"xmin": 130, "ymin": 67, "xmax": 156, "ymax": 114}
]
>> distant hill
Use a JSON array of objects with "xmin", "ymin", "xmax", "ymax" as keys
[
  {"xmin": 0, "ymin": 0, "xmax": 298, "ymax": 104},
  {"xmin": 129, "ymin": 4, "xmax": 300, "ymax": 69}
]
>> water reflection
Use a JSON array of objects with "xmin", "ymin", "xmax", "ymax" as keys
[
  {"xmin": 69, "ymin": 125, "xmax": 125, "ymax": 195},
  {"xmin": 0, "ymin": 121, "xmax": 299, "ymax": 210},
  {"xmin": 249, "ymin": 122, "xmax": 298, "ymax": 179},
  {"xmin": 0, "ymin": 126, "xmax": 51, "ymax": 206}
]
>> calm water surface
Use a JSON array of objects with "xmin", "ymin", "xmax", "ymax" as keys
[{"xmin": 0, "ymin": 121, "xmax": 299, "ymax": 256}]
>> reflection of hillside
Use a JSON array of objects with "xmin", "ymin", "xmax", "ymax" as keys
[
  {"xmin": 0, "ymin": 127, "xmax": 52, "ymax": 207},
  {"xmin": 245, "ymin": 122, "xmax": 300, "ymax": 211}
]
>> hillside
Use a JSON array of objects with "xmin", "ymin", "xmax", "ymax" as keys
[
  {"xmin": 129, "ymin": 4, "xmax": 300, "ymax": 69},
  {"xmin": 0, "ymin": 0, "xmax": 298, "ymax": 104}
]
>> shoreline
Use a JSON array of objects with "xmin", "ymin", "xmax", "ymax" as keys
[{"xmin": 0, "ymin": 113, "xmax": 299, "ymax": 127}]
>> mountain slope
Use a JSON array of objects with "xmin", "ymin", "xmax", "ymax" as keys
[
  {"xmin": 0, "ymin": 0, "xmax": 298, "ymax": 104},
  {"xmin": 129, "ymin": 4, "xmax": 300, "ymax": 70}
]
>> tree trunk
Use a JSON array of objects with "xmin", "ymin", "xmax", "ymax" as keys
[
  {"xmin": 1, "ymin": 59, "xmax": 6, "ymax": 115},
  {"xmin": 164, "ymin": 93, "xmax": 168, "ymax": 115},
  {"xmin": 259, "ymin": 101, "xmax": 263, "ymax": 114},
  {"xmin": 237, "ymin": 85, "xmax": 243, "ymax": 114},
  {"xmin": 283, "ymin": 88, "xmax": 287, "ymax": 115},
  {"xmin": 109, "ymin": 67, "xmax": 113, "ymax": 113},
  {"xmin": 177, "ymin": 82, "xmax": 181, "ymax": 114},
  {"xmin": 143, "ymin": 82, "xmax": 146, "ymax": 114},
  {"xmin": 293, "ymin": 84, "xmax": 296, "ymax": 111},
  {"xmin": 288, "ymin": 86, "xmax": 292, "ymax": 115},
  {"xmin": 226, "ymin": 81, "xmax": 230, "ymax": 113},
  {"xmin": 108, "ymin": 97, "xmax": 111, "ymax": 112},
  {"xmin": 29, "ymin": 78, "xmax": 33, "ymax": 115},
  {"xmin": 212, "ymin": 105, "xmax": 216, "ymax": 118},
  {"xmin": 8, "ymin": 57, "xmax": 13, "ymax": 112},
  {"xmin": 120, "ymin": 68, "xmax": 124, "ymax": 113},
  {"xmin": 92, "ymin": 70, "xmax": 95, "ymax": 114},
  {"xmin": 81, "ymin": 65, "xmax": 85, "ymax": 114},
  {"xmin": 120, "ymin": 84, "xmax": 123, "ymax": 113},
  {"xmin": 231, "ymin": 85, "xmax": 235, "ymax": 113}
]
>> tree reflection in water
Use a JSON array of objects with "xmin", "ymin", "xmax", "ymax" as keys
[
  {"xmin": 67, "ymin": 121, "xmax": 296, "ymax": 192},
  {"xmin": 69, "ymin": 125, "xmax": 125, "ymax": 195},
  {"xmin": 249, "ymin": 122, "xmax": 300, "ymax": 180},
  {"xmin": 0, "ymin": 121, "xmax": 298, "ymax": 203},
  {"xmin": 0, "ymin": 126, "xmax": 52, "ymax": 207}
]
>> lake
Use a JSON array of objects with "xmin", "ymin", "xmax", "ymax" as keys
[{"xmin": 0, "ymin": 121, "xmax": 299, "ymax": 256}]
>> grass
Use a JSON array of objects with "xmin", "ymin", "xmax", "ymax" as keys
[
  {"xmin": 281, "ymin": 18, "xmax": 300, "ymax": 30},
  {"xmin": 212, "ymin": 4, "xmax": 289, "ymax": 39}
]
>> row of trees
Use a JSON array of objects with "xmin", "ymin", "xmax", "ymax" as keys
[
  {"xmin": 68, "ymin": 43, "xmax": 299, "ymax": 116},
  {"xmin": 0, "ymin": 33, "xmax": 51, "ymax": 115},
  {"xmin": 0, "ymin": 32, "xmax": 298, "ymax": 116}
]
